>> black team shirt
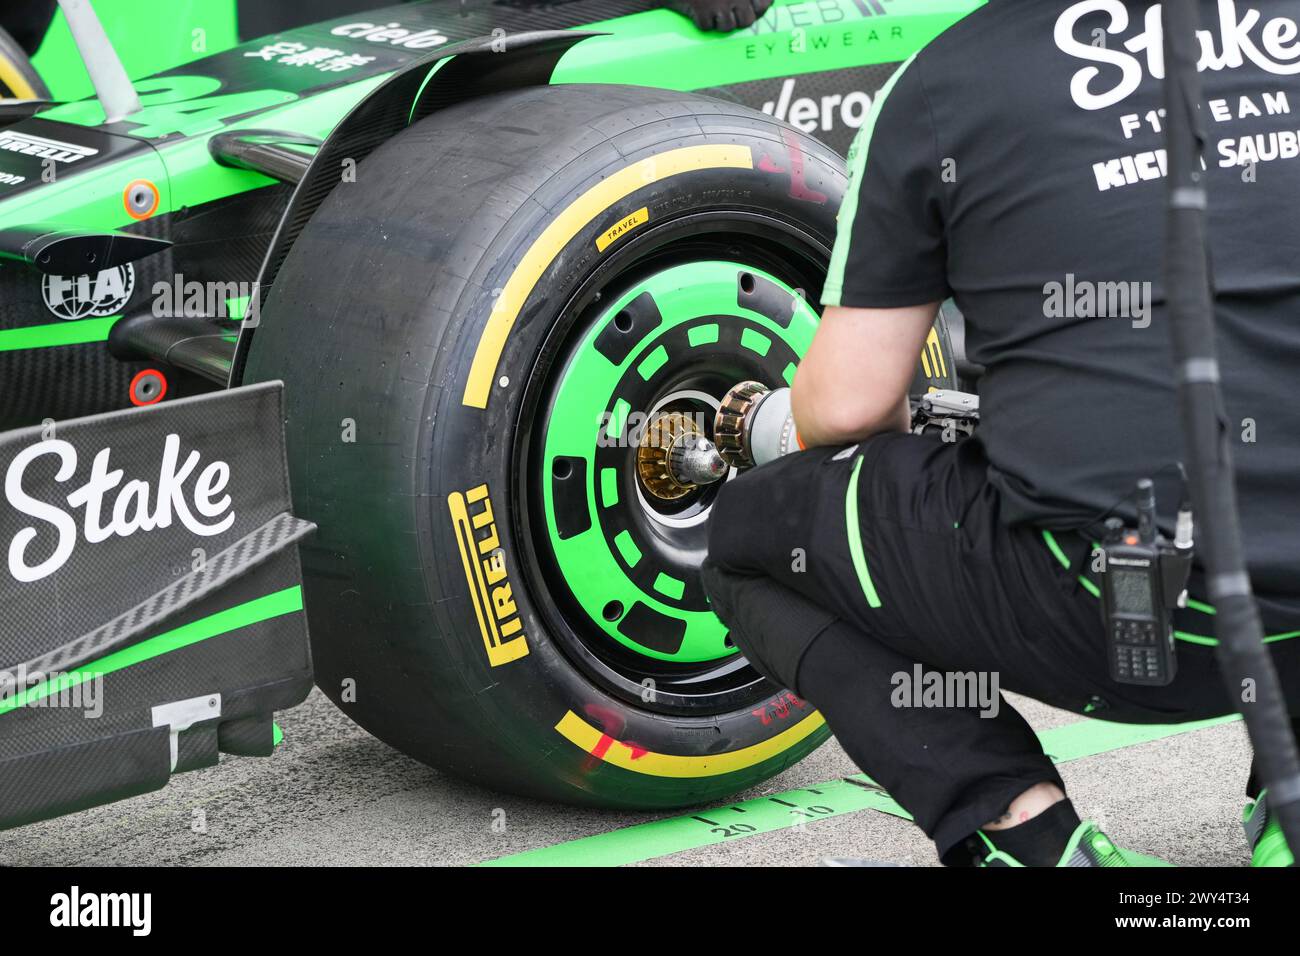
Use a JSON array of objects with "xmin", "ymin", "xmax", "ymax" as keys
[{"xmin": 822, "ymin": 0, "xmax": 1300, "ymax": 619}]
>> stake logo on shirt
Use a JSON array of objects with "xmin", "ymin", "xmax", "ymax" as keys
[{"xmin": 1054, "ymin": 0, "xmax": 1300, "ymax": 112}]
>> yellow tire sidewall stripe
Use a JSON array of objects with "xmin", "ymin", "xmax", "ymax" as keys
[
  {"xmin": 554, "ymin": 708, "xmax": 826, "ymax": 778},
  {"xmin": 0, "ymin": 54, "xmax": 38, "ymax": 100},
  {"xmin": 461, "ymin": 143, "xmax": 755, "ymax": 409}
]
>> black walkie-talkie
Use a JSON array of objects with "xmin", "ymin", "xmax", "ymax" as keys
[{"xmin": 1099, "ymin": 480, "xmax": 1193, "ymax": 687}]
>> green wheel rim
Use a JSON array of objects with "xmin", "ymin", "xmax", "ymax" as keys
[{"xmin": 539, "ymin": 260, "xmax": 819, "ymax": 664}]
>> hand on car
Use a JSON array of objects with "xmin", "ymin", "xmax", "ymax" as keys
[{"xmin": 668, "ymin": 0, "xmax": 773, "ymax": 32}]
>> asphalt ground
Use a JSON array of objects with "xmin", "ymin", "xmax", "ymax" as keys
[{"xmin": 0, "ymin": 686, "xmax": 1256, "ymax": 867}]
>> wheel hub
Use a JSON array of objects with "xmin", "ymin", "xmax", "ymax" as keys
[
  {"xmin": 533, "ymin": 259, "xmax": 819, "ymax": 669},
  {"xmin": 635, "ymin": 411, "xmax": 727, "ymax": 501}
]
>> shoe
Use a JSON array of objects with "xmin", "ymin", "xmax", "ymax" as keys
[
  {"xmin": 1243, "ymin": 791, "xmax": 1295, "ymax": 867},
  {"xmin": 979, "ymin": 820, "xmax": 1131, "ymax": 867}
]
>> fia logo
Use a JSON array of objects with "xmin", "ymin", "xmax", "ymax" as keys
[{"xmin": 42, "ymin": 264, "xmax": 135, "ymax": 320}]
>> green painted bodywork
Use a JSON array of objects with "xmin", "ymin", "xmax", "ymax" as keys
[
  {"xmin": 0, "ymin": 315, "xmax": 119, "ymax": 352},
  {"xmin": 5, "ymin": 0, "xmax": 980, "ymax": 243},
  {"xmin": 31, "ymin": 0, "xmax": 241, "ymax": 103},
  {"xmin": 558, "ymin": 0, "xmax": 975, "ymax": 89}
]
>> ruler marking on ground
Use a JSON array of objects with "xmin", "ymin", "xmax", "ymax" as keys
[{"xmin": 477, "ymin": 714, "xmax": 1238, "ymax": 867}]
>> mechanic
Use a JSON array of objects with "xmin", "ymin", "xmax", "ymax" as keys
[{"xmin": 702, "ymin": 0, "xmax": 1300, "ymax": 867}]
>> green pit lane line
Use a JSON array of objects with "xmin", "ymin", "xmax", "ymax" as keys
[{"xmin": 477, "ymin": 713, "xmax": 1238, "ymax": 867}]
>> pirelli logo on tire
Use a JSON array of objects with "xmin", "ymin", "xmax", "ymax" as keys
[{"xmin": 448, "ymin": 484, "xmax": 529, "ymax": 667}]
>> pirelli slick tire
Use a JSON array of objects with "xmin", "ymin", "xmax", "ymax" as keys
[
  {"xmin": 246, "ymin": 83, "xmax": 957, "ymax": 808},
  {"xmin": 0, "ymin": 25, "xmax": 48, "ymax": 101}
]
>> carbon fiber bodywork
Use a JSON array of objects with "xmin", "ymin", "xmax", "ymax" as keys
[
  {"xmin": 0, "ymin": 383, "xmax": 313, "ymax": 830},
  {"xmin": 0, "ymin": 181, "xmax": 294, "ymax": 430},
  {"xmin": 700, "ymin": 62, "xmax": 901, "ymax": 155}
]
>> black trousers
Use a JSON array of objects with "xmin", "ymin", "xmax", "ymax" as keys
[{"xmin": 701, "ymin": 433, "xmax": 1300, "ymax": 864}]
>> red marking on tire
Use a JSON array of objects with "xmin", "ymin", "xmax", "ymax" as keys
[
  {"xmin": 584, "ymin": 702, "xmax": 625, "ymax": 734},
  {"xmin": 752, "ymin": 690, "xmax": 808, "ymax": 725},
  {"xmin": 781, "ymin": 130, "xmax": 828, "ymax": 204},
  {"xmin": 580, "ymin": 703, "xmax": 629, "ymax": 771},
  {"xmin": 575, "ymin": 705, "xmax": 650, "ymax": 767},
  {"xmin": 588, "ymin": 732, "xmax": 647, "ymax": 763}
]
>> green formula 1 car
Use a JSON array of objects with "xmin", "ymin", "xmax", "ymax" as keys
[{"xmin": 0, "ymin": 0, "xmax": 969, "ymax": 825}]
